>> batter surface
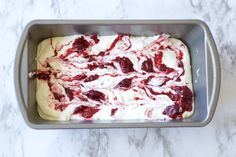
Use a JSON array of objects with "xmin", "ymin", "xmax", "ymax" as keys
[{"xmin": 30, "ymin": 34, "xmax": 194, "ymax": 121}]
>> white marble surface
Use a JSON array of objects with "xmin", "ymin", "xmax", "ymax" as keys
[{"xmin": 0, "ymin": 0, "xmax": 236, "ymax": 156}]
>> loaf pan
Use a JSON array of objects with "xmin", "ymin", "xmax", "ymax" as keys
[{"xmin": 14, "ymin": 20, "xmax": 220, "ymax": 129}]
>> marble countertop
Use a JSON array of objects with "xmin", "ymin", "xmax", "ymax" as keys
[{"xmin": 1, "ymin": 0, "xmax": 236, "ymax": 156}]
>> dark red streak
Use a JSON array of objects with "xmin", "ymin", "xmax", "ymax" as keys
[
  {"xmin": 73, "ymin": 105, "xmax": 100, "ymax": 118},
  {"xmin": 157, "ymin": 64, "xmax": 175, "ymax": 74},
  {"xmin": 101, "ymin": 73, "xmax": 119, "ymax": 77},
  {"xmin": 47, "ymin": 82, "xmax": 69, "ymax": 111},
  {"xmin": 72, "ymin": 36, "xmax": 90, "ymax": 52},
  {"xmin": 60, "ymin": 74, "xmax": 87, "ymax": 82},
  {"xmin": 158, "ymin": 45, "xmax": 164, "ymax": 50},
  {"xmin": 84, "ymin": 90, "xmax": 106, "ymax": 102},
  {"xmin": 178, "ymin": 50, "xmax": 183, "ymax": 60},
  {"xmin": 166, "ymin": 45, "xmax": 174, "ymax": 50},
  {"xmin": 141, "ymin": 76, "xmax": 155, "ymax": 85},
  {"xmin": 134, "ymin": 97, "xmax": 143, "ymax": 100},
  {"xmin": 160, "ymin": 77, "xmax": 172, "ymax": 86},
  {"xmin": 140, "ymin": 86, "xmax": 155, "ymax": 100},
  {"xmin": 52, "ymin": 92, "xmax": 65, "ymax": 101},
  {"xmin": 31, "ymin": 70, "xmax": 51, "ymax": 80},
  {"xmin": 154, "ymin": 52, "xmax": 163, "ymax": 65},
  {"xmin": 72, "ymin": 90, "xmax": 88, "ymax": 102},
  {"xmin": 78, "ymin": 95, "xmax": 89, "ymax": 102},
  {"xmin": 98, "ymin": 34, "xmax": 124, "ymax": 56},
  {"xmin": 122, "ymin": 35, "xmax": 132, "ymax": 50},
  {"xmin": 87, "ymin": 62, "xmax": 116, "ymax": 71},
  {"xmin": 84, "ymin": 74, "xmax": 99, "ymax": 82},
  {"xmin": 91, "ymin": 34, "xmax": 100, "ymax": 44},
  {"xmin": 59, "ymin": 36, "xmax": 90, "ymax": 59},
  {"xmin": 111, "ymin": 108, "xmax": 118, "ymax": 116},
  {"xmin": 175, "ymin": 50, "xmax": 185, "ymax": 81},
  {"xmin": 141, "ymin": 58, "xmax": 154, "ymax": 72},
  {"xmin": 65, "ymin": 88, "xmax": 74, "ymax": 101},
  {"xmin": 115, "ymin": 78, "xmax": 133, "ymax": 89},
  {"xmin": 55, "ymin": 103, "xmax": 68, "ymax": 111},
  {"xmin": 144, "ymin": 86, "xmax": 193, "ymax": 119},
  {"xmin": 114, "ymin": 56, "xmax": 135, "ymax": 73}
]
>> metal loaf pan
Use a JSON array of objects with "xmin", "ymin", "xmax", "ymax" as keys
[{"xmin": 14, "ymin": 20, "xmax": 221, "ymax": 129}]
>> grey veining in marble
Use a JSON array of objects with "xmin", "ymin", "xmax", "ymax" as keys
[{"xmin": 1, "ymin": 0, "xmax": 236, "ymax": 156}]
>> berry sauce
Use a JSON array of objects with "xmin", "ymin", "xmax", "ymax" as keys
[
  {"xmin": 141, "ymin": 58, "xmax": 154, "ymax": 72},
  {"xmin": 84, "ymin": 74, "xmax": 99, "ymax": 82},
  {"xmin": 98, "ymin": 34, "xmax": 124, "ymax": 56},
  {"xmin": 91, "ymin": 34, "xmax": 100, "ymax": 44},
  {"xmin": 65, "ymin": 88, "xmax": 74, "ymax": 101},
  {"xmin": 111, "ymin": 108, "xmax": 118, "ymax": 116},
  {"xmin": 73, "ymin": 105, "xmax": 100, "ymax": 119},
  {"xmin": 144, "ymin": 85, "xmax": 193, "ymax": 119},
  {"xmin": 72, "ymin": 36, "xmax": 90, "ymax": 52},
  {"xmin": 55, "ymin": 104, "xmax": 68, "ymax": 111},
  {"xmin": 115, "ymin": 78, "xmax": 133, "ymax": 89},
  {"xmin": 114, "ymin": 56, "xmax": 135, "ymax": 73},
  {"xmin": 84, "ymin": 90, "xmax": 106, "ymax": 102},
  {"xmin": 31, "ymin": 70, "xmax": 51, "ymax": 80}
]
